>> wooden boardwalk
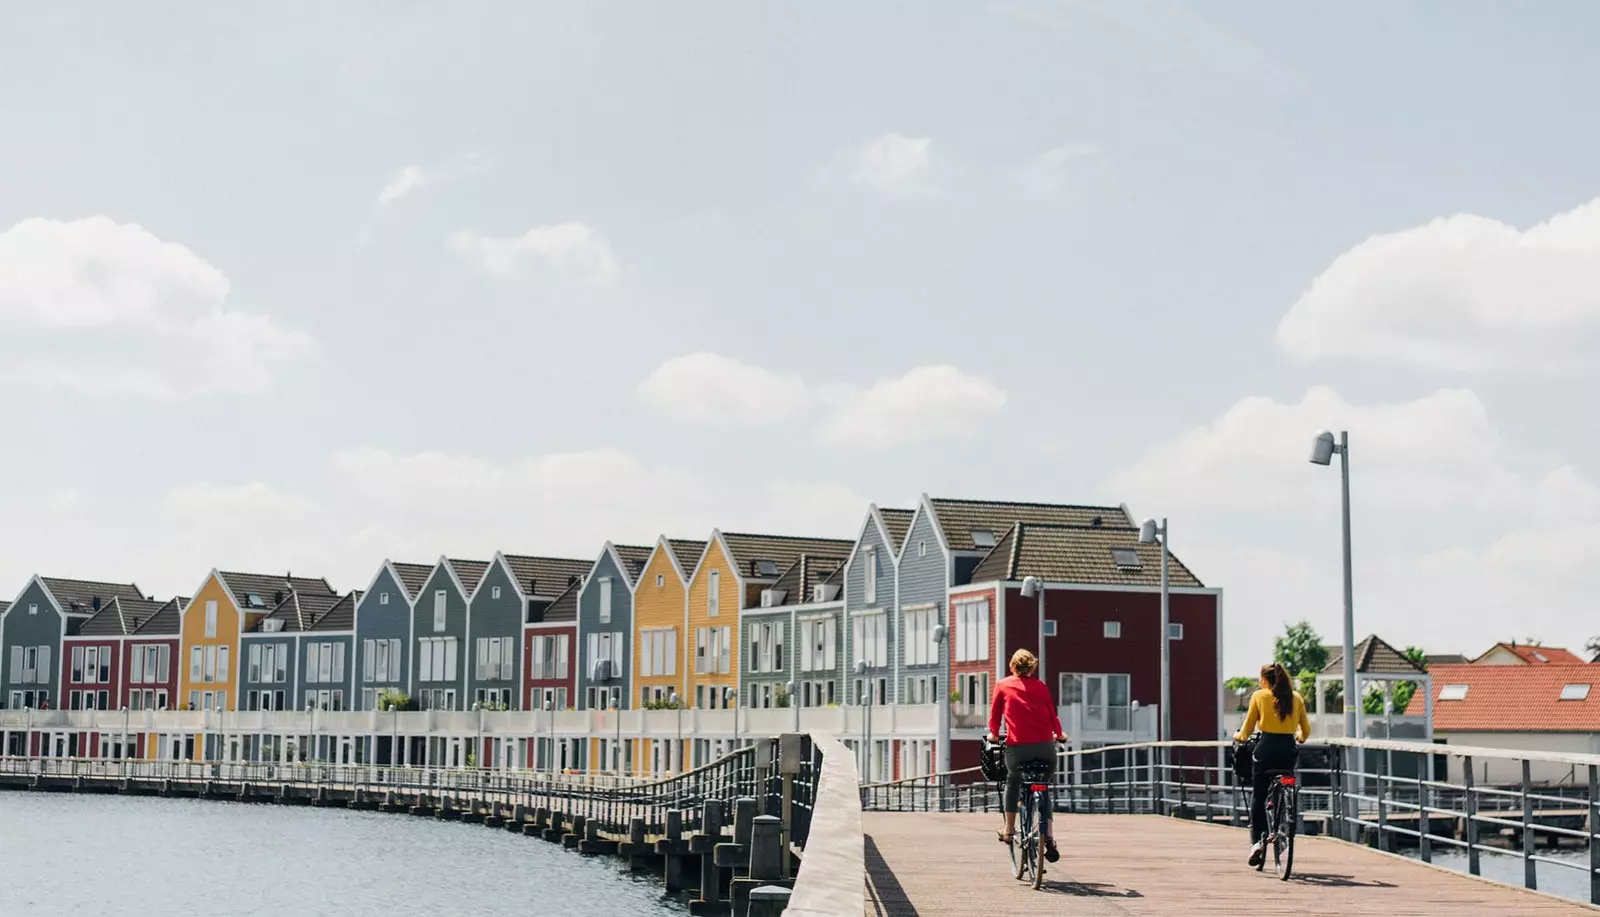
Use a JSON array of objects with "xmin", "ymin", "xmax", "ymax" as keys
[{"xmin": 863, "ymin": 813, "xmax": 1598, "ymax": 916}]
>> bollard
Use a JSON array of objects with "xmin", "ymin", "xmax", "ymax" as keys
[
  {"xmin": 733, "ymin": 797, "xmax": 757, "ymax": 849},
  {"xmin": 631, "ymin": 817, "xmax": 647, "ymax": 846},
  {"xmin": 747, "ymin": 816, "xmax": 782, "ymax": 881},
  {"xmin": 747, "ymin": 885, "xmax": 791, "ymax": 917}
]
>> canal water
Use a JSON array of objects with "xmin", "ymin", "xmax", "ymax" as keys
[
  {"xmin": 1403, "ymin": 847, "xmax": 1590, "ymax": 905},
  {"xmin": 0, "ymin": 792, "xmax": 687, "ymax": 915}
]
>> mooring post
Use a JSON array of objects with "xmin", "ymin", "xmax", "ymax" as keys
[{"xmin": 747, "ymin": 885, "xmax": 792, "ymax": 917}]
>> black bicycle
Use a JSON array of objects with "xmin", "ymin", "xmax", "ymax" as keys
[
  {"xmin": 983, "ymin": 736, "xmax": 1061, "ymax": 890},
  {"xmin": 1258, "ymin": 770, "xmax": 1298, "ymax": 880}
]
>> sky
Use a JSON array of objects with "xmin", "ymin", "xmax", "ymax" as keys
[{"xmin": 4, "ymin": 1, "xmax": 1600, "ymax": 675}]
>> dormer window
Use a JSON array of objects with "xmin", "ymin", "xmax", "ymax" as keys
[{"xmin": 971, "ymin": 529, "xmax": 996, "ymax": 548}]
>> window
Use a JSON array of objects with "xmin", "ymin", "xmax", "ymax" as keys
[
  {"xmin": 204, "ymin": 601, "xmax": 218, "ymax": 638},
  {"xmin": 708, "ymin": 571, "xmax": 720, "ymax": 617},
  {"xmin": 656, "ymin": 574, "xmax": 664, "ymax": 587},
  {"xmin": 249, "ymin": 645, "xmax": 262, "ymax": 682},
  {"xmin": 640, "ymin": 627, "xmax": 676, "ymax": 677},
  {"xmin": 853, "ymin": 613, "xmax": 888, "ymax": 668},
  {"xmin": 864, "ymin": 549, "xmax": 878, "ymax": 605},
  {"xmin": 1437, "ymin": 684, "xmax": 1468, "ymax": 701},
  {"xmin": 362, "ymin": 639, "xmax": 374, "ymax": 682},
  {"xmin": 131, "ymin": 647, "xmax": 146, "ymax": 684},
  {"xmin": 755, "ymin": 559, "xmax": 780, "ymax": 577},
  {"xmin": 1062, "ymin": 673, "xmax": 1133, "ymax": 729},
  {"xmin": 918, "ymin": 541, "xmax": 927, "ymax": 558},
  {"xmin": 71, "ymin": 646, "xmax": 84, "ymax": 682},
  {"xmin": 158, "ymin": 645, "xmax": 170, "ymax": 683},
  {"xmin": 307, "ymin": 643, "xmax": 321, "ymax": 684},
  {"xmin": 1110, "ymin": 547, "xmax": 1141, "ymax": 569},
  {"xmin": 599, "ymin": 577, "xmax": 613, "ymax": 624},
  {"xmin": 1561, "ymin": 684, "xmax": 1591, "ymax": 701},
  {"xmin": 492, "ymin": 585, "xmax": 502, "ymax": 600},
  {"xmin": 204, "ymin": 645, "xmax": 217, "ymax": 681},
  {"xmin": 1168, "ymin": 623, "xmax": 1184, "ymax": 640},
  {"xmin": 1103, "ymin": 621, "xmax": 1121, "ymax": 639},
  {"xmin": 557, "ymin": 634, "xmax": 570, "ymax": 679},
  {"xmin": 799, "ymin": 616, "xmax": 837, "ymax": 673},
  {"xmin": 748, "ymin": 620, "xmax": 786, "ymax": 674},
  {"xmin": 1042, "ymin": 619, "xmax": 1057, "ymax": 638},
  {"xmin": 954, "ymin": 600, "xmax": 990, "ymax": 662},
  {"xmin": 433, "ymin": 590, "xmax": 447, "ymax": 632},
  {"xmin": 971, "ymin": 529, "xmax": 996, "ymax": 548},
  {"xmin": 217, "ymin": 646, "xmax": 229, "ymax": 683},
  {"xmin": 380, "ymin": 592, "xmax": 389, "ymax": 605},
  {"xmin": 903, "ymin": 608, "xmax": 936, "ymax": 666}
]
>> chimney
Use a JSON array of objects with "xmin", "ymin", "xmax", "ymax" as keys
[
  {"xmin": 92, "ymin": 596, "xmax": 101, "ymax": 611},
  {"xmin": 274, "ymin": 590, "xmax": 284, "ymax": 605}
]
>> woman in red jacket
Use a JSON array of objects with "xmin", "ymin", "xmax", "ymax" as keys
[{"xmin": 987, "ymin": 649, "xmax": 1068, "ymax": 861}]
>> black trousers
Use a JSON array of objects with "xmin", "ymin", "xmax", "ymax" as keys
[
  {"xmin": 1250, "ymin": 732, "xmax": 1298, "ymax": 843},
  {"xmin": 1004, "ymin": 741, "xmax": 1057, "ymax": 823}
]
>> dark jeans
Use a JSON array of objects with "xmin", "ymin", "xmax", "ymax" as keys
[
  {"xmin": 1004, "ymin": 741, "xmax": 1057, "ymax": 828},
  {"xmin": 1250, "ymin": 732, "xmax": 1298, "ymax": 843}
]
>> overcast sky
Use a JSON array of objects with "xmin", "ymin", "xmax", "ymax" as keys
[{"xmin": 4, "ymin": 2, "xmax": 1600, "ymax": 675}]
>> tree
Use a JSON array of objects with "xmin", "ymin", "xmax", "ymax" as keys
[
  {"xmin": 1224, "ymin": 676, "xmax": 1257, "ymax": 710},
  {"xmin": 1389, "ymin": 646, "xmax": 1427, "ymax": 714},
  {"xmin": 1273, "ymin": 621, "xmax": 1329, "ymax": 678},
  {"xmin": 1587, "ymin": 636, "xmax": 1600, "ymax": 662}
]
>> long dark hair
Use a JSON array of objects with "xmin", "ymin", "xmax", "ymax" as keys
[{"xmin": 1261, "ymin": 662, "xmax": 1294, "ymax": 720}]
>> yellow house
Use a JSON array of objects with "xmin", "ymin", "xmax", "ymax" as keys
[
  {"xmin": 685, "ymin": 531, "xmax": 854, "ymax": 711},
  {"xmin": 631, "ymin": 537, "xmax": 703, "ymax": 774},
  {"xmin": 178, "ymin": 570, "xmax": 334, "ymax": 723}
]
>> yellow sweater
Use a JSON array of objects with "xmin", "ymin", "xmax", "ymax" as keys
[{"xmin": 1235, "ymin": 688, "xmax": 1311, "ymax": 742}]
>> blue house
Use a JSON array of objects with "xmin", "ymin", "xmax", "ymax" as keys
[
  {"xmin": 353, "ymin": 560, "xmax": 432, "ymax": 711},
  {"xmin": 469, "ymin": 553, "xmax": 592, "ymax": 710},
  {"xmin": 840, "ymin": 506, "xmax": 913, "ymax": 705},
  {"xmin": 575, "ymin": 542, "xmax": 653, "ymax": 710},
  {"xmin": 409, "ymin": 557, "xmax": 489, "ymax": 712}
]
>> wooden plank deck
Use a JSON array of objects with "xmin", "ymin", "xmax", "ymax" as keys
[{"xmin": 863, "ymin": 812, "xmax": 1598, "ymax": 916}]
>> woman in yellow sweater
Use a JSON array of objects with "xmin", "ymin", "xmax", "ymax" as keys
[{"xmin": 1234, "ymin": 662, "xmax": 1311, "ymax": 866}]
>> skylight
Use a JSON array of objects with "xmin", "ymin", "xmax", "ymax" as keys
[
  {"xmin": 1534, "ymin": 652, "xmax": 1550, "ymax": 663},
  {"xmin": 1439, "ymin": 684, "xmax": 1469, "ymax": 701},
  {"xmin": 754, "ymin": 559, "xmax": 780, "ymax": 577},
  {"xmin": 246, "ymin": 593, "xmax": 265, "ymax": 608},
  {"xmin": 1560, "ymin": 684, "xmax": 1591, "ymax": 701},
  {"xmin": 971, "ymin": 529, "xmax": 996, "ymax": 548},
  {"xmin": 1110, "ymin": 547, "xmax": 1142, "ymax": 569}
]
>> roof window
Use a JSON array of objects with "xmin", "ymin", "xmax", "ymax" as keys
[
  {"xmin": 1110, "ymin": 547, "xmax": 1141, "ymax": 569},
  {"xmin": 754, "ymin": 559, "xmax": 780, "ymax": 577},
  {"xmin": 1560, "ymin": 684, "xmax": 1591, "ymax": 701},
  {"xmin": 246, "ymin": 593, "xmax": 265, "ymax": 608},
  {"xmin": 971, "ymin": 529, "xmax": 996, "ymax": 548},
  {"xmin": 1439, "ymin": 684, "xmax": 1469, "ymax": 701}
]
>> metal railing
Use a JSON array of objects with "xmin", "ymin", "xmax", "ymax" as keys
[{"xmin": 862, "ymin": 737, "xmax": 1600, "ymax": 905}]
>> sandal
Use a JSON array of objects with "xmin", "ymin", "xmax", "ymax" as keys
[
  {"xmin": 996, "ymin": 830, "xmax": 1014, "ymax": 844},
  {"xmin": 1043, "ymin": 836, "xmax": 1060, "ymax": 863}
]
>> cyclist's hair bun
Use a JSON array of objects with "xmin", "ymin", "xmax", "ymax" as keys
[{"xmin": 1010, "ymin": 649, "xmax": 1039, "ymax": 676}]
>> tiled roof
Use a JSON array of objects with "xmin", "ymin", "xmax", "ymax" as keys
[
  {"xmin": 256, "ymin": 589, "xmax": 344, "ymax": 633},
  {"xmin": 40, "ymin": 577, "xmax": 146, "ymax": 615},
  {"xmin": 132, "ymin": 598, "xmax": 185, "ymax": 636},
  {"xmin": 77, "ymin": 597, "xmax": 170, "ymax": 636},
  {"xmin": 1323, "ymin": 635, "xmax": 1425, "ymax": 676},
  {"xmin": 446, "ymin": 559, "xmax": 490, "ymax": 599},
  {"xmin": 929, "ymin": 498, "xmax": 1132, "ymax": 552},
  {"xmin": 310, "ymin": 591, "xmax": 361, "ymax": 632},
  {"xmin": 968, "ymin": 523, "xmax": 1204, "ymax": 588},
  {"xmin": 1426, "ymin": 653, "xmax": 1470, "ymax": 667},
  {"xmin": 879, "ymin": 508, "xmax": 915, "ymax": 554},
  {"xmin": 537, "ymin": 580, "xmax": 581, "ymax": 624},
  {"xmin": 391, "ymin": 562, "xmax": 435, "ymax": 600},
  {"xmin": 1405, "ymin": 664, "xmax": 1600, "ymax": 731},
  {"xmin": 612, "ymin": 545, "xmax": 655, "ymax": 586},
  {"xmin": 504, "ymin": 555, "xmax": 592, "ymax": 599},
  {"xmin": 719, "ymin": 533, "xmax": 855, "ymax": 580},
  {"xmin": 668, "ymin": 539, "xmax": 707, "ymax": 578},
  {"xmin": 1473, "ymin": 643, "xmax": 1587, "ymax": 665},
  {"xmin": 0, "ymin": 600, "xmax": 9, "ymax": 617},
  {"xmin": 217, "ymin": 571, "xmax": 335, "ymax": 613},
  {"xmin": 765, "ymin": 554, "xmax": 846, "ymax": 607}
]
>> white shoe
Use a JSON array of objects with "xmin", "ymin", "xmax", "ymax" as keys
[{"xmin": 1247, "ymin": 841, "xmax": 1265, "ymax": 867}]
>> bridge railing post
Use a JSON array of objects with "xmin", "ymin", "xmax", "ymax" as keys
[
  {"xmin": 1463, "ymin": 754, "xmax": 1480, "ymax": 877},
  {"xmin": 1417, "ymin": 751, "xmax": 1431, "ymax": 864},
  {"xmin": 1521, "ymin": 758, "xmax": 1536, "ymax": 892},
  {"xmin": 1375, "ymin": 747, "xmax": 1389, "ymax": 852},
  {"xmin": 1588, "ymin": 763, "xmax": 1599, "ymax": 906}
]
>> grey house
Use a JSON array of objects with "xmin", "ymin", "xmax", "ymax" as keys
[
  {"xmin": 841, "ymin": 507, "xmax": 913, "ymax": 705},
  {"xmin": 353, "ymin": 560, "xmax": 432, "ymax": 711},
  {"xmin": 577, "ymin": 543, "xmax": 652, "ymax": 710},
  {"xmin": 300, "ymin": 591, "xmax": 359, "ymax": 715},
  {"xmin": 409, "ymin": 557, "xmax": 488, "ymax": 711},
  {"xmin": 469, "ymin": 553, "xmax": 591, "ymax": 711},
  {"xmin": 241, "ymin": 589, "xmax": 342, "ymax": 711},
  {"xmin": 2, "ymin": 576, "xmax": 144, "ymax": 710},
  {"xmin": 742, "ymin": 554, "xmax": 845, "ymax": 710}
]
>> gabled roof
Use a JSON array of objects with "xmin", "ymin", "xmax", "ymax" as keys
[
  {"xmin": 446, "ymin": 559, "xmax": 490, "ymax": 599},
  {"xmin": 391, "ymin": 562, "xmax": 435, "ymax": 600},
  {"xmin": 37, "ymin": 577, "xmax": 146, "ymax": 615},
  {"xmin": 1473, "ymin": 643, "xmax": 1587, "ymax": 665},
  {"xmin": 216, "ymin": 571, "xmax": 335, "ymax": 614},
  {"xmin": 254, "ymin": 588, "xmax": 344, "ymax": 633},
  {"xmin": 717, "ymin": 532, "xmax": 855, "ymax": 580},
  {"xmin": 879, "ymin": 508, "xmax": 915, "ymax": 554},
  {"xmin": 928, "ymin": 497, "xmax": 1133, "ymax": 552},
  {"xmin": 503, "ymin": 554, "xmax": 591, "ymax": 599},
  {"xmin": 762, "ymin": 554, "xmax": 847, "ymax": 608},
  {"xmin": 531, "ymin": 579, "xmax": 581, "ymax": 625},
  {"xmin": 132, "ymin": 598, "xmax": 185, "ymax": 636},
  {"xmin": 77, "ymin": 596, "xmax": 170, "ymax": 637},
  {"xmin": 667, "ymin": 539, "xmax": 706, "ymax": 579},
  {"xmin": 968, "ymin": 523, "xmax": 1204, "ymax": 588},
  {"xmin": 310, "ymin": 591, "xmax": 362, "ymax": 632},
  {"xmin": 1322, "ymin": 634, "xmax": 1425, "ymax": 677},
  {"xmin": 0, "ymin": 600, "xmax": 10, "ymax": 617},
  {"xmin": 611, "ymin": 545, "xmax": 655, "ymax": 586},
  {"xmin": 1426, "ymin": 653, "xmax": 1470, "ymax": 667},
  {"xmin": 1406, "ymin": 664, "xmax": 1600, "ymax": 731}
]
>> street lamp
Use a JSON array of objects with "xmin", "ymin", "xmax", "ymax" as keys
[
  {"xmin": 668, "ymin": 689, "xmax": 682, "ymax": 773},
  {"xmin": 472, "ymin": 701, "xmax": 483, "ymax": 770},
  {"xmin": 121, "ymin": 706, "xmax": 129, "ymax": 764},
  {"xmin": 1139, "ymin": 517, "xmax": 1172, "ymax": 743},
  {"xmin": 785, "ymin": 680, "xmax": 798, "ymax": 735},
  {"xmin": 931, "ymin": 624, "xmax": 950, "ymax": 777},
  {"xmin": 543, "ymin": 697, "xmax": 555, "ymax": 775},
  {"xmin": 855, "ymin": 659, "xmax": 873, "ymax": 781},
  {"xmin": 612, "ymin": 695, "xmax": 623, "ymax": 776},
  {"xmin": 724, "ymin": 687, "xmax": 739, "ymax": 753},
  {"xmin": 1311, "ymin": 429, "xmax": 1358, "ymax": 741},
  {"xmin": 1020, "ymin": 576, "xmax": 1046, "ymax": 695},
  {"xmin": 306, "ymin": 701, "xmax": 316, "ymax": 764}
]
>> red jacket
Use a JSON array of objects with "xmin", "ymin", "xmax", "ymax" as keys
[{"xmin": 988, "ymin": 674, "xmax": 1063, "ymax": 745}]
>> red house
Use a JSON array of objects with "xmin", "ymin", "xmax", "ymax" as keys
[
  {"xmin": 523, "ymin": 580, "xmax": 578, "ymax": 770},
  {"xmin": 55, "ymin": 596, "xmax": 183, "ymax": 758},
  {"xmin": 949, "ymin": 521, "xmax": 1221, "ymax": 767}
]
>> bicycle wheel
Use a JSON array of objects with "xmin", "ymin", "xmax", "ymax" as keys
[
  {"xmin": 1273, "ymin": 786, "xmax": 1296, "ymax": 881},
  {"xmin": 1032, "ymin": 817, "xmax": 1046, "ymax": 890},
  {"xmin": 1255, "ymin": 787, "xmax": 1271, "ymax": 873},
  {"xmin": 1013, "ymin": 791, "xmax": 1035, "ymax": 882}
]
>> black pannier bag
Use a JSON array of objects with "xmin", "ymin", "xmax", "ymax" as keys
[
  {"xmin": 1232, "ymin": 735, "xmax": 1258, "ymax": 784},
  {"xmin": 979, "ymin": 739, "xmax": 1008, "ymax": 783}
]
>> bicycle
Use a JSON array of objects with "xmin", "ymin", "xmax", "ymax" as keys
[
  {"xmin": 983, "ymin": 736, "xmax": 1061, "ymax": 890},
  {"xmin": 1257, "ymin": 770, "xmax": 1298, "ymax": 880}
]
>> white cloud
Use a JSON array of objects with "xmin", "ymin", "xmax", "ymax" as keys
[
  {"xmin": 829, "ymin": 133, "xmax": 939, "ymax": 197},
  {"xmin": 820, "ymin": 365, "xmax": 1007, "ymax": 448},
  {"xmin": 375, "ymin": 165, "xmax": 426, "ymax": 206},
  {"xmin": 1277, "ymin": 197, "xmax": 1600, "ymax": 371},
  {"xmin": 1105, "ymin": 386, "xmax": 1600, "ymax": 672},
  {"xmin": 636, "ymin": 354, "xmax": 1006, "ymax": 449},
  {"xmin": 371, "ymin": 152, "xmax": 491, "ymax": 208},
  {"xmin": 447, "ymin": 223, "xmax": 621, "ymax": 286},
  {"xmin": 635, "ymin": 353, "xmax": 811, "ymax": 425},
  {"xmin": 1016, "ymin": 143, "xmax": 1101, "ymax": 199},
  {"xmin": 0, "ymin": 216, "xmax": 312, "ymax": 398}
]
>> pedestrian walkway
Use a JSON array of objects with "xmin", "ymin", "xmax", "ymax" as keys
[{"xmin": 862, "ymin": 812, "xmax": 1597, "ymax": 915}]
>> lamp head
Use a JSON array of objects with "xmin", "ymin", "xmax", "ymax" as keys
[
  {"xmin": 1138, "ymin": 518, "xmax": 1159, "ymax": 544},
  {"xmin": 1020, "ymin": 575, "xmax": 1041, "ymax": 599},
  {"xmin": 1310, "ymin": 430, "xmax": 1337, "ymax": 466},
  {"xmin": 932, "ymin": 623, "xmax": 946, "ymax": 643},
  {"xmin": 854, "ymin": 659, "xmax": 868, "ymax": 676}
]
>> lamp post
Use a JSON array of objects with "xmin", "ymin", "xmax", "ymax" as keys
[
  {"xmin": 1020, "ymin": 576, "xmax": 1047, "ymax": 698},
  {"xmin": 1138, "ymin": 517, "xmax": 1172, "ymax": 743},
  {"xmin": 121, "ymin": 706, "xmax": 129, "ymax": 763},
  {"xmin": 668, "ymin": 689, "xmax": 682, "ymax": 773},
  {"xmin": 785, "ymin": 680, "xmax": 798, "ymax": 734},
  {"xmin": 612, "ymin": 695, "xmax": 623, "ymax": 776},
  {"xmin": 932, "ymin": 624, "xmax": 950, "ymax": 778},
  {"xmin": 306, "ymin": 701, "xmax": 316, "ymax": 764},
  {"xmin": 855, "ymin": 659, "xmax": 873, "ymax": 781},
  {"xmin": 542, "ymin": 698, "xmax": 554, "ymax": 775},
  {"xmin": 472, "ymin": 701, "xmax": 483, "ymax": 770},
  {"xmin": 1311, "ymin": 430, "xmax": 1358, "ymax": 741},
  {"xmin": 391, "ymin": 699, "xmax": 400, "ymax": 768},
  {"xmin": 724, "ymin": 687, "xmax": 739, "ymax": 752}
]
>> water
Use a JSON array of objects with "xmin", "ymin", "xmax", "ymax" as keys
[
  {"xmin": 0, "ymin": 792, "xmax": 686, "ymax": 916},
  {"xmin": 1404, "ymin": 847, "xmax": 1591, "ymax": 905}
]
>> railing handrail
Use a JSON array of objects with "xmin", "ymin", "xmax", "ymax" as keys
[
  {"xmin": 786, "ymin": 733, "xmax": 863, "ymax": 916},
  {"xmin": 1328, "ymin": 735, "xmax": 1600, "ymax": 768}
]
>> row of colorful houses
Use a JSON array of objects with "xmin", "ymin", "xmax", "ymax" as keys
[{"xmin": 1, "ymin": 495, "xmax": 1225, "ymax": 763}]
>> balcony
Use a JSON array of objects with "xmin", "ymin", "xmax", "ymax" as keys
[{"xmin": 951, "ymin": 703, "xmax": 1159, "ymax": 744}]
